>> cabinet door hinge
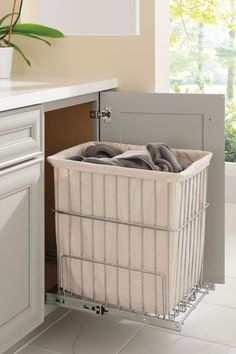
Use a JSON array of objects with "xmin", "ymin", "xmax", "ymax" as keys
[{"xmin": 90, "ymin": 107, "xmax": 112, "ymax": 123}]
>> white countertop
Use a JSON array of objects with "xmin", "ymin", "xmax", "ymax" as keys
[{"xmin": 0, "ymin": 75, "xmax": 118, "ymax": 112}]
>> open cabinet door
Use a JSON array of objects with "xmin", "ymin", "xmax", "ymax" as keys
[{"xmin": 100, "ymin": 92, "xmax": 225, "ymax": 284}]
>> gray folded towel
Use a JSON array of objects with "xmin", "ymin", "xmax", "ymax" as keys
[
  {"xmin": 69, "ymin": 144, "xmax": 120, "ymax": 161},
  {"xmin": 83, "ymin": 144, "xmax": 120, "ymax": 158},
  {"xmin": 146, "ymin": 143, "xmax": 191, "ymax": 172}
]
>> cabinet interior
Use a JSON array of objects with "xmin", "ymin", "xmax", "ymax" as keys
[{"xmin": 44, "ymin": 102, "xmax": 94, "ymax": 290}]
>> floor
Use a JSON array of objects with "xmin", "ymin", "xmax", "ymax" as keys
[{"xmin": 8, "ymin": 204, "xmax": 236, "ymax": 354}]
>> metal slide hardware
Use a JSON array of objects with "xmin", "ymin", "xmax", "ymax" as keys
[
  {"xmin": 46, "ymin": 285, "xmax": 213, "ymax": 332},
  {"xmin": 83, "ymin": 303, "xmax": 108, "ymax": 316},
  {"xmin": 90, "ymin": 107, "xmax": 112, "ymax": 123}
]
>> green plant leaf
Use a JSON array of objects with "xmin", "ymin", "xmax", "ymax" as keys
[
  {"xmin": 11, "ymin": 32, "xmax": 52, "ymax": 46},
  {"xmin": 0, "ymin": 12, "xmax": 18, "ymax": 27},
  {"xmin": 3, "ymin": 39, "xmax": 31, "ymax": 66},
  {"xmin": 12, "ymin": 23, "xmax": 64, "ymax": 38},
  {"xmin": 0, "ymin": 28, "xmax": 9, "ymax": 35}
]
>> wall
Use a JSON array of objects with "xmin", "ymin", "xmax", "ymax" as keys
[
  {"xmin": 1, "ymin": 0, "xmax": 14, "ymax": 13},
  {"xmin": 13, "ymin": 0, "xmax": 157, "ymax": 92}
]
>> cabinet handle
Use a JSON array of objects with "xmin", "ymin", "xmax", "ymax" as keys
[
  {"xmin": 0, "ymin": 155, "xmax": 43, "ymax": 176},
  {"xmin": 0, "ymin": 151, "xmax": 43, "ymax": 170}
]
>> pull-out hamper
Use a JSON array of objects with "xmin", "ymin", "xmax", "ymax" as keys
[{"xmin": 48, "ymin": 141, "xmax": 212, "ymax": 318}]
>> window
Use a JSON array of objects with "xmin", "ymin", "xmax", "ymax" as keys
[{"xmin": 170, "ymin": 0, "xmax": 236, "ymax": 162}]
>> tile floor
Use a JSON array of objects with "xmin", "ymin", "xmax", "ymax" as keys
[{"xmin": 9, "ymin": 203, "xmax": 236, "ymax": 354}]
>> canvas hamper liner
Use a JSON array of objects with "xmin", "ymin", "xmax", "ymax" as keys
[{"xmin": 48, "ymin": 141, "xmax": 212, "ymax": 317}]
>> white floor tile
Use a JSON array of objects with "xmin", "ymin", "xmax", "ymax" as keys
[
  {"xmin": 119, "ymin": 326, "xmax": 229, "ymax": 354},
  {"xmin": 44, "ymin": 304, "xmax": 57, "ymax": 317},
  {"xmin": 229, "ymin": 332, "xmax": 236, "ymax": 347},
  {"xmin": 228, "ymin": 348, "xmax": 236, "ymax": 354},
  {"xmin": 202, "ymin": 277, "xmax": 236, "ymax": 308},
  {"xmin": 29, "ymin": 311, "xmax": 142, "ymax": 354},
  {"xmin": 119, "ymin": 326, "xmax": 180, "ymax": 353},
  {"xmin": 180, "ymin": 302, "xmax": 236, "ymax": 346},
  {"xmin": 4, "ymin": 309, "xmax": 70, "ymax": 354}
]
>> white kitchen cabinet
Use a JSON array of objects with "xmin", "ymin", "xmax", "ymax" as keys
[
  {"xmin": 0, "ymin": 105, "xmax": 44, "ymax": 353},
  {"xmin": 0, "ymin": 78, "xmax": 116, "ymax": 353}
]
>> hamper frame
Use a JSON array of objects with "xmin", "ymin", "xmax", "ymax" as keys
[{"xmin": 46, "ymin": 141, "xmax": 213, "ymax": 331}]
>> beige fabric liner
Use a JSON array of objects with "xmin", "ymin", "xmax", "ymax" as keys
[{"xmin": 48, "ymin": 141, "xmax": 212, "ymax": 316}]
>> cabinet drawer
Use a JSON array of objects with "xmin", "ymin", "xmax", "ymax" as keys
[{"xmin": 0, "ymin": 106, "xmax": 42, "ymax": 168}]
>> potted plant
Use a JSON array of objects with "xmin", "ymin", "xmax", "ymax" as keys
[{"xmin": 0, "ymin": 0, "xmax": 64, "ymax": 78}]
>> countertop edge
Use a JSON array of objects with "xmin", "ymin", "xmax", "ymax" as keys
[{"xmin": 0, "ymin": 78, "xmax": 118, "ymax": 112}]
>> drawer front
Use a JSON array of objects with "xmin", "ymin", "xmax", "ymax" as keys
[{"xmin": 0, "ymin": 106, "xmax": 43, "ymax": 168}]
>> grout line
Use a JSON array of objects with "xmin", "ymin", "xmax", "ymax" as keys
[
  {"xmin": 115, "ymin": 325, "xmax": 144, "ymax": 354},
  {"xmin": 13, "ymin": 310, "xmax": 72, "ymax": 354}
]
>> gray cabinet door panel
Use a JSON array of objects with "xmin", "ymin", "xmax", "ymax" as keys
[{"xmin": 100, "ymin": 92, "xmax": 225, "ymax": 284}]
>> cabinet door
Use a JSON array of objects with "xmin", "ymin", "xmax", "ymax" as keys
[
  {"xmin": 100, "ymin": 91, "xmax": 225, "ymax": 284},
  {"xmin": 0, "ymin": 158, "xmax": 44, "ymax": 353}
]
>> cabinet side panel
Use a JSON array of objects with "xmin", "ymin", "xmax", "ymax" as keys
[{"xmin": 45, "ymin": 103, "xmax": 93, "ymax": 290}]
